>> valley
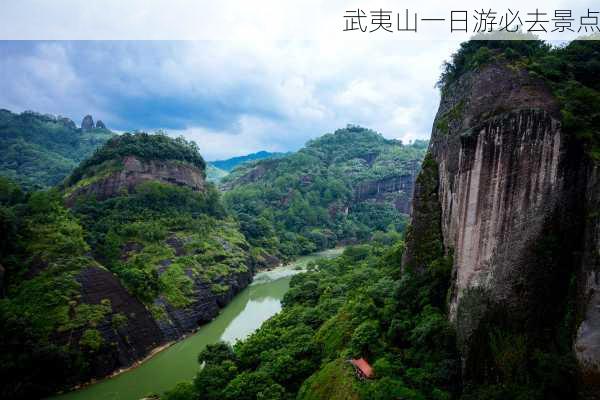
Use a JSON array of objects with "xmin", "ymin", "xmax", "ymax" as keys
[{"xmin": 0, "ymin": 37, "xmax": 599, "ymax": 400}]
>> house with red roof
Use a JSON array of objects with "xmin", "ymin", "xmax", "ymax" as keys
[{"xmin": 349, "ymin": 358, "xmax": 374, "ymax": 379}]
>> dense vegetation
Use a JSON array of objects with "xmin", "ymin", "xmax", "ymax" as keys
[
  {"xmin": 161, "ymin": 237, "xmax": 459, "ymax": 400},
  {"xmin": 438, "ymin": 34, "xmax": 600, "ymax": 161},
  {"xmin": 67, "ymin": 132, "xmax": 206, "ymax": 186},
  {"xmin": 0, "ymin": 134, "xmax": 254, "ymax": 399},
  {"xmin": 0, "ymin": 178, "xmax": 109, "ymax": 398},
  {"xmin": 0, "ymin": 110, "xmax": 114, "ymax": 189},
  {"xmin": 155, "ymin": 37, "xmax": 598, "ymax": 400},
  {"xmin": 222, "ymin": 126, "xmax": 427, "ymax": 260}
]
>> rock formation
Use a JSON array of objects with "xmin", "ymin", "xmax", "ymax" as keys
[
  {"xmin": 65, "ymin": 155, "xmax": 205, "ymax": 206},
  {"xmin": 95, "ymin": 120, "xmax": 106, "ymax": 129},
  {"xmin": 353, "ymin": 160, "xmax": 420, "ymax": 214},
  {"xmin": 81, "ymin": 115, "xmax": 94, "ymax": 131},
  {"xmin": 403, "ymin": 62, "xmax": 598, "ymax": 396}
]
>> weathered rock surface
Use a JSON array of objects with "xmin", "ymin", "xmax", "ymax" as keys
[
  {"xmin": 75, "ymin": 266, "xmax": 165, "ymax": 378},
  {"xmin": 575, "ymin": 164, "xmax": 600, "ymax": 397},
  {"xmin": 155, "ymin": 269, "xmax": 253, "ymax": 341},
  {"xmin": 403, "ymin": 63, "xmax": 597, "ymax": 395},
  {"xmin": 66, "ymin": 155, "xmax": 205, "ymax": 205},
  {"xmin": 353, "ymin": 162, "xmax": 419, "ymax": 214},
  {"xmin": 81, "ymin": 115, "xmax": 94, "ymax": 131},
  {"xmin": 95, "ymin": 120, "xmax": 106, "ymax": 129}
]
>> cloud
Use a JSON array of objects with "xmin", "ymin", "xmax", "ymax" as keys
[{"xmin": 0, "ymin": 39, "xmax": 458, "ymax": 159}]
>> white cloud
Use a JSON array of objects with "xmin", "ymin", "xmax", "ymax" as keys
[{"xmin": 0, "ymin": 39, "xmax": 459, "ymax": 159}]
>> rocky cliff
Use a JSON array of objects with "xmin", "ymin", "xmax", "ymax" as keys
[
  {"xmin": 403, "ymin": 59, "xmax": 598, "ymax": 397},
  {"xmin": 353, "ymin": 159, "xmax": 420, "ymax": 214},
  {"xmin": 65, "ymin": 155, "xmax": 205, "ymax": 205},
  {"xmin": 59, "ymin": 135, "xmax": 254, "ymax": 383},
  {"xmin": 0, "ymin": 133, "xmax": 257, "ymax": 398},
  {"xmin": 576, "ymin": 164, "xmax": 600, "ymax": 395}
]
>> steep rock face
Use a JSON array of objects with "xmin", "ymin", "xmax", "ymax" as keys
[
  {"xmin": 74, "ymin": 266, "xmax": 165, "ymax": 378},
  {"xmin": 404, "ymin": 63, "xmax": 595, "ymax": 391},
  {"xmin": 81, "ymin": 115, "xmax": 94, "ymax": 131},
  {"xmin": 353, "ymin": 161, "xmax": 419, "ymax": 214},
  {"xmin": 576, "ymin": 164, "xmax": 600, "ymax": 395},
  {"xmin": 155, "ymin": 269, "xmax": 253, "ymax": 341},
  {"xmin": 66, "ymin": 155, "xmax": 205, "ymax": 204},
  {"xmin": 95, "ymin": 120, "xmax": 106, "ymax": 129}
]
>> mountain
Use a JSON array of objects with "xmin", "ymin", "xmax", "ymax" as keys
[
  {"xmin": 0, "ymin": 110, "xmax": 115, "ymax": 189},
  {"xmin": 159, "ymin": 39, "xmax": 600, "ymax": 400},
  {"xmin": 220, "ymin": 126, "xmax": 428, "ymax": 261},
  {"xmin": 210, "ymin": 150, "xmax": 284, "ymax": 172},
  {"xmin": 0, "ymin": 133, "xmax": 256, "ymax": 399},
  {"xmin": 402, "ymin": 39, "xmax": 600, "ymax": 398}
]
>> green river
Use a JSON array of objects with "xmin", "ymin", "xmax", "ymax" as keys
[{"xmin": 52, "ymin": 248, "xmax": 344, "ymax": 400}]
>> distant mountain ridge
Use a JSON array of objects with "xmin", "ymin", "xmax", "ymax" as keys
[{"xmin": 210, "ymin": 150, "xmax": 285, "ymax": 171}]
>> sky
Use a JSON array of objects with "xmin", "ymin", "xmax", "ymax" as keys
[
  {"xmin": 0, "ymin": 0, "xmax": 595, "ymax": 160},
  {"xmin": 0, "ymin": 40, "xmax": 460, "ymax": 159}
]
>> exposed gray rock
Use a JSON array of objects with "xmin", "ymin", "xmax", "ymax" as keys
[
  {"xmin": 73, "ymin": 266, "xmax": 165, "ymax": 379},
  {"xmin": 81, "ymin": 115, "xmax": 94, "ymax": 131},
  {"xmin": 353, "ymin": 163, "xmax": 419, "ymax": 214},
  {"xmin": 403, "ymin": 62, "xmax": 596, "ymax": 395},
  {"xmin": 155, "ymin": 269, "xmax": 253, "ymax": 341},
  {"xmin": 65, "ymin": 155, "xmax": 205, "ymax": 206},
  {"xmin": 575, "ymin": 164, "xmax": 600, "ymax": 397},
  {"xmin": 95, "ymin": 120, "xmax": 106, "ymax": 129}
]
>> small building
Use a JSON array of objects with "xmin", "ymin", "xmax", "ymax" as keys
[{"xmin": 349, "ymin": 358, "xmax": 374, "ymax": 379}]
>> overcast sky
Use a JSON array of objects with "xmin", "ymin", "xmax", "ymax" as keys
[
  {"xmin": 1, "ymin": 0, "xmax": 596, "ymax": 159},
  {"xmin": 0, "ymin": 40, "xmax": 463, "ymax": 159}
]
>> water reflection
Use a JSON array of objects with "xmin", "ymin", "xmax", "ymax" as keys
[{"xmin": 52, "ymin": 248, "xmax": 343, "ymax": 400}]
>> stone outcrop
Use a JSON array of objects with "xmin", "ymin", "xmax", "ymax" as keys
[
  {"xmin": 575, "ymin": 164, "xmax": 600, "ymax": 396},
  {"xmin": 74, "ymin": 266, "xmax": 165, "ymax": 378},
  {"xmin": 81, "ymin": 115, "xmax": 94, "ymax": 131},
  {"xmin": 58, "ymin": 150, "xmax": 255, "ymax": 384},
  {"xmin": 58, "ymin": 116, "xmax": 77, "ymax": 130},
  {"xmin": 220, "ymin": 158, "xmax": 281, "ymax": 190},
  {"xmin": 403, "ymin": 62, "xmax": 597, "ymax": 395},
  {"xmin": 155, "ymin": 268, "xmax": 253, "ymax": 341},
  {"xmin": 353, "ymin": 161, "xmax": 420, "ymax": 214},
  {"xmin": 95, "ymin": 120, "xmax": 106, "ymax": 129},
  {"xmin": 66, "ymin": 155, "xmax": 205, "ymax": 205}
]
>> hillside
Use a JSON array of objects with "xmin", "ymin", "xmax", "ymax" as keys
[
  {"xmin": 221, "ymin": 126, "xmax": 427, "ymax": 260},
  {"xmin": 159, "ymin": 38, "xmax": 600, "ymax": 400},
  {"xmin": 403, "ymin": 38, "xmax": 600, "ymax": 399},
  {"xmin": 0, "ymin": 110, "xmax": 115, "ymax": 189},
  {"xmin": 0, "ymin": 133, "xmax": 256, "ymax": 399}
]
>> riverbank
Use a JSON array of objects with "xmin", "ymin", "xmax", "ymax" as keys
[{"xmin": 50, "ymin": 247, "xmax": 344, "ymax": 400}]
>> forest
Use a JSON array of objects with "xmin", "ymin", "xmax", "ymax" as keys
[
  {"xmin": 222, "ymin": 126, "xmax": 427, "ymax": 259},
  {"xmin": 0, "ymin": 36, "xmax": 599, "ymax": 400}
]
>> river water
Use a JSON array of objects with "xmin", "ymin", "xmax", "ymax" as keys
[{"xmin": 52, "ymin": 247, "xmax": 344, "ymax": 400}]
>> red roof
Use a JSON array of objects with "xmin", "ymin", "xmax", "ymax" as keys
[{"xmin": 350, "ymin": 358, "xmax": 373, "ymax": 378}]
